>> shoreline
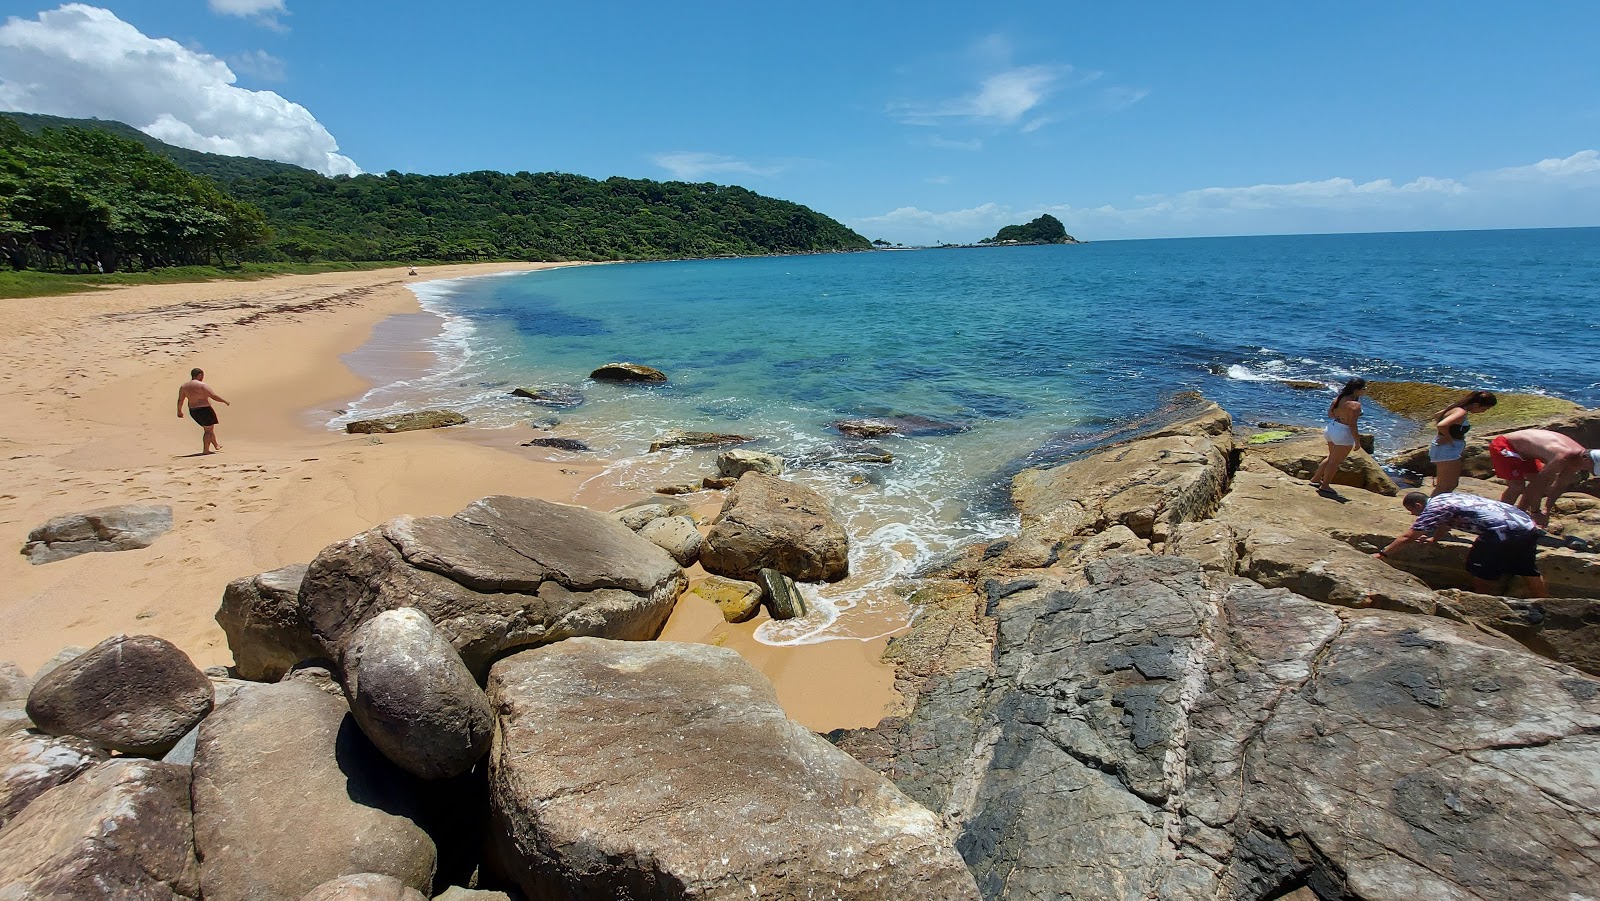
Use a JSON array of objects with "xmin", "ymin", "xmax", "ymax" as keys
[{"xmin": 0, "ymin": 262, "xmax": 898, "ymax": 732}]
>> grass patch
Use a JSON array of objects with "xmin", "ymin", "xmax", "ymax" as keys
[{"xmin": 0, "ymin": 261, "xmax": 406, "ymax": 300}]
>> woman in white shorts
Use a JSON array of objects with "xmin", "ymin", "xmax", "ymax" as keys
[
  {"xmin": 1429, "ymin": 390, "xmax": 1498, "ymax": 495},
  {"xmin": 1311, "ymin": 378, "xmax": 1367, "ymax": 495}
]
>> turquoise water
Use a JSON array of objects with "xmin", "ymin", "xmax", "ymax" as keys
[{"xmin": 342, "ymin": 228, "xmax": 1600, "ymax": 643}]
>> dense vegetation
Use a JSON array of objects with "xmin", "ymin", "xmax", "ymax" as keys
[
  {"xmin": 980, "ymin": 214, "xmax": 1078, "ymax": 245},
  {"xmin": 0, "ymin": 112, "xmax": 872, "ymax": 275},
  {"xmin": 0, "ymin": 119, "xmax": 269, "ymax": 272}
]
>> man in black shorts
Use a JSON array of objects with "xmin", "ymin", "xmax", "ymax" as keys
[
  {"xmin": 177, "ymin": 368, "xmax": 231, "ymax": 454},
  {"xmin": 1374, "ymin": 491, "xmax": 1547, "ymax": 597}
]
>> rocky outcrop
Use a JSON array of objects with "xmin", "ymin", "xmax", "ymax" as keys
[
  {"xmin": 509, "ymin": 385, "xmax": 584, "ymax": 408},
  {"xmin": 1389, "ymin": 406, "xmax": 1600, "ymax": 478},
  {"xmin": 636, "ymin": 514, "xmax": 703, "ymax": 566},
  {"xmin": 700, "ymin": 473, "xmax": 849, "ymax": 582},
  {"xmin": 648, "ymin": 430, "xmax": 753, "ymax": 452},
  {"xmin": 191, "ymin": 680, "xmax": 436, "ymax": 901},
  {"xmin": 26, "ymin": 633, "xmax": 213, "ymax": 757},
  {"xmin": 296, "ymin": 495, "xmax": 686, "ymax": 676},
  {"xmin": 685, "ymin": 576, "xmax": 763, "ymax": 623},
  {"xmin": 0, "ymin": 729, "xmax": 106, "ymax": 829},
  {"xmin": 1011, "ymin": 401, "xmax": 1234, "ymax": 547},
  {"xmin": 715, "ymin": 448, "xmax": 784, "ymax": 479},
  {"xmin": 590, "ymin": 362, "xmax": 667, "ymax": 382},
  {"xmin": 21, "ymin": 503, "xmax": 173, "ymax": 564},
  {"xmin": 1241, "ymin": 428, "xmax": 1397, "ymax": 495},
  {"xmin": 1437, "ymin": 589, "xmax": 1600, "ymax": 675},
  {"xmin": 345, "ymin": 410, "xmax": 468, "ymax": 434},
  {"xmin": 217, "ymin": 563, "xmax": 319, "ymax": 681},
  {"xmin": 486, "ymin": 638, "xmax": 980, "ymax": 900},
  {"xmin": 340, "ymin": 608, "xmax": 493, "ymax": 780},
  {"xmin": 834, "ymin": 553, "xmax": 1600, "ymax": 900},
  {"xmin": 0, "ymin": 758, "xmax": 200, "ymax": 899},
  {"xmin": 299, "ymin": 873, "xmax": 429, "ymax": 901}
]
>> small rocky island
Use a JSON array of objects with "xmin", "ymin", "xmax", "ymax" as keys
[{"xmin": 979, "ymin": 213, "xmax": 1081, "ymax": 245}]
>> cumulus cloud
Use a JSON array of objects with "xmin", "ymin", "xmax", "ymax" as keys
[
  {"xmin": 650, "ymin": 151, "xmax": 784, "ymax": 180},
  {"xmin": 851, "ymin": 151, "xmax": 1600, "ymax": 245},
  {"xmin": 227, "ymin": 49, "xmax": 286, "ymax": 82},
  {"xmin": 209, "ymin": 0, "xmax": 287, "ymax": 30},
  {"xmin": 0, "ymin": 5, "xmax": 358, "ymax": 175}
]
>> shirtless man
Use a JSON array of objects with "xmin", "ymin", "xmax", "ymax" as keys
[
  {"xmin": 1487, "ymin": 428, "xmax": 1596, "ymax": 524},
  {"xmin": 177, "ymin": 368, "xmax": 230, "ymax": 454}
]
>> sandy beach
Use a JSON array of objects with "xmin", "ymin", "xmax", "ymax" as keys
[{"xmin": 0, "ymin": 263, "xmax": 897, "ymax": 732}]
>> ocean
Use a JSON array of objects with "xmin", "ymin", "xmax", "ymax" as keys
[{"xmin": 338, "ymin": 227, "xmax": 1600, "ymax": 644}]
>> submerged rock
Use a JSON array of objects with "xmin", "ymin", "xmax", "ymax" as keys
[
  {"xmin": 648, "ymin": 430, "xmax": 754, "ymax": 452},
  {"xmin": 345, "ymin": 410, "xmax": 467, "ymax": 434},
  {"xmin": 701, "ymin": 472, "xmax": 849, "ymax": 583},
  {"xmin": 521, "ymin": 436, "xmax": 590, "ymax": 452},
  {"xmin": 21, "ymin": 503, "xmax": 173, "ymax": 565},
  {"xmin": 590, "ymin": 361, "xmax": 668, "ymax": 383},
  {"xmin": 835, "ymin": 414, "xmax": 968, "ymax": 438},
  {"xmin": 509, "ymin": 385, "xmax": 584, "ymax": 408}
]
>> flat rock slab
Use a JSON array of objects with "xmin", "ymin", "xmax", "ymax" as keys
[
  {"xmin": 26, "ymin": 633, "xmax": 213, "ymax": 757},
  {"xmin": 297, "ymin": 495, "xmax": 686, "ymax": 676},
  {"xmin": 486, "ymin": 638, "xmax": 979, "ymax": 900},
  {"xmin": 21, "ymin": 503, "xmax": 173, "ymax": 564},
  {"xmin": 346, "ymin": 410, "xmax": 467, "ymax": 434},
  {"xmin": 0, "ymin": 758, "xmax": 199, "ymax": 899}
]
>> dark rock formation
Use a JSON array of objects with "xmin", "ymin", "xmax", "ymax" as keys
[
  {"xmin": 216, "ymin": 563, "xmax": 318, "ymax": 681},
  {"xmin": 345, "ymin": 410, "xmax": 467, "ymax": 434},
  {"xmin": 26, "ymin": 633, "xmax": 213, "ymax": 757},
  {"xmin": 648, "ymin": 430, "xmax": 753, "ymax": 452},
  {"xmin": 521, "ymin": 436, "xmax": 590, "ymax": 452},
  {"xmin": 835, "ymin": 415, "xmax": 967, "ymax": 438},
  {"xmin": 21, "ymin": 503, "xmax": 173, "ymax": 564},
  {"xmin": 589, "ymin": 361, "xmax": 667, "ymax": 383},
  {"xmin": 701, "ymin": 472, "xmax": 849, "ymax": 583},
  {"xmin": 341, "ymin": 608, "xmax": 493, "ymax": 780},
  {"xmin": 509, "ymin": 385, "xmax": 584, "ymax": 408},
  {"xmin": 485, "ymin": 638, "xmax": 980, "ymax": 900}
]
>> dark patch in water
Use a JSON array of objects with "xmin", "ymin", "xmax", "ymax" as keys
[
  {"xmin": 482, "ymin": 301, "xmax": 607, "ymax": 338},
  {"xmin": 700, "ymin": 347, "xmax": 763, "ymax": 368},
  {"xmin": 947, "ymin": 387, "xmax": 1030, "ymax": 419}
]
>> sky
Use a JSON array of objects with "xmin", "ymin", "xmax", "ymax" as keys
[{"xmin": 2, "ymin": 1, "xmax": 1599, "ymax": 245}]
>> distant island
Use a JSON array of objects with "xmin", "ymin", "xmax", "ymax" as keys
[{"xmin": 978, "ymin": 214, "xmax": 1081, "ymax": 246}]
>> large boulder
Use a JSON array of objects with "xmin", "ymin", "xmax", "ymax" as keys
[
  {"xmin": 217, "ymin": 563, "xmax": 320, "ymax": 681},
  {"xmin": 341, "ymin": 608, "xmax": 493, "ymax": 780},
  {"xmin": 485, "ymin": 638, "xmax": 979, "ymax": 900},
  {"xmin": 635, "ymin": 514, "xmax": 703, "ymax": 567},
  {"xmin": 834, "ymin": 552, "xmax": 1600, "ymax": 900},
  {"xmin": 700, "ymin": 472, "xmax": 850, "ymax": 582},
  {"xmin": 26, "ymin": 633, "xmax": 214, "ymax": 757},
  {"xmin": 1241, "ymin": 428, "xmax": 1397, "ymax": 495},
  {"xmin": 297, "ymin": 495, "xmax": 686, "ymax": 676},
  {"xmin": 0, "ymin": 729, "xmax": 106, "ymax": 829},
  {"xmin": 0, "ymin": 759, "xmax": 199, "ymax": 899},
  {"xmin": 345, "ymin": 410, "xmax": 467, "ymax": 434},
  {"xmin": 21, "ymin": 503, "xmax": 173, "ymax": 564},
  {"xmin": 1011, "ymin": 401, "xmax": 1234, "ymax": 546},
  {"xmin": 590, "ymin": 361, "xmax": 667, "ymax": 382},
  {"xmin": 715, "ymin": 448, "xmax": 784, "ymax": 479},
  {"xmin": 191, "ymin": 680, "xmax": 436, "ymax": 901}
]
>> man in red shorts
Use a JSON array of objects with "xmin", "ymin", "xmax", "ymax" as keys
[{"xmin": 1488, "ymin": 428, "xmax": 1594, "ymax": 525}]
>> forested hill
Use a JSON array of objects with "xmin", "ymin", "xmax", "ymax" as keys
[{"xmin": 0, "ymin": 112, "xmax": 872, "ymax": 267}]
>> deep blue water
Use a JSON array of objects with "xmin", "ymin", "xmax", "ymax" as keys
[{"xmin": 343, "ymin": 227, "xmax": 1600, "ymax": 643}]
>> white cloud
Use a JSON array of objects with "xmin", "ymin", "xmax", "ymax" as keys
[
  {"xmin": 919, "ymin": 134, "xmax": 983, "ymax": 152},
  {"xmin": 209, "ymin": 0, "xmax": 287, "ymax": 30},
  {"xmin": 227, "ymin": 49, "xmax": 286, "ymax": 82},
  {"xmin": 851, "ymin": 151, "xmax": 1600, "ymax": 244},
  {"xmin": 892, "ymin": 65, "xmax": 1062, "ymax": 127},
  {"xmin": 1101, "ymin": 86, "xmax": 1149, "ymax": 111},
  {"xmin": 0, "ymin": 5, "xmax": 358, "ymax": 175},
  {"xmin": 650, "ymin": 151, "xmax": 783, "ymax": 180}
]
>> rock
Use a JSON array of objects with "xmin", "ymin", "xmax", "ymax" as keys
[
  {"xmin": 590, "ymin": 361, "xmax": 668, "ymax": 382},
  {"xmin": 217, "ymin": 563, "xmax": 320, "ymax": 682},
  {"xmin": 341, "ymin": 608, "xmax": 493, "ymax": 780},
  {"xmin": 0, "ymin": 661, "xmax": 28, "ymax": 702},
  {"xmin": 655, "ymin": 482, "xmax": 704, "ymax": 495},
  {"xmin": 191, "ymin": 680, "xmax": 436, "ymax": 901},
  {"xmin": 299, "ymin": 873, "xmax": 429, "ymax": 901},
  {"xmin": 1436, "ymin": 590, "xmax": 1600, "ymax": 675},
  {"xmin": 30, "ymin": 646, "xmax": 86, "ymax": 682},
  {"xmin": 701, "ymin": 472, "xmax": 850, "ymax": 583},
  {"xmin": 521, "ymin": 436, "xmax": 590, "ymax": 452},
  {"xmin": 1281, "ymin": 379, "xmax": 1327, "ymax": 390},
  {"xmin": 611, "ymin": 497, "xmax": 692, "ymax": 531},
  {"xmin": 346, "ymin": 410, "xmax": 468, "ymax": 434},
  {"xmin": 835, "ymin": 553, "xmax": 1600, "ymax": 900},
  {"xmin": 1241, "ymin": 428, "xmax": 1397, "ymax": 495},
  {"xmin": 21, "ymin": 503, "xmax": 173, "ymax": 565},
  {"xmin": 161, "ymin": 674, "xmax": 249, "ymax": 767},
  {"xmin": 0, "ymin": 701, "xmax": 30, "ymax": 735},
  {"xmin": 485, "ymin": 639, "xmax": 980, "ymax": 900},
  {"xmin": 686, "ymin": 576, "xmax": 763, "ymax": 623},
  {"xmin": 795, "ymin": 445, "xmax": 895, "ymax": 466},
  {"xmin": 0, "ymin": 730, "xmax": 106, "ymax": 829},
  {"xmin": 1365, "ymin": 380, "xmax": 1582, "ymax": 430},
  {"xmin": 1390, "ymin": 406, "xmax": 1600, "ymax": 478},
  {"xmin": 0, "ymin": 758, "xmax": 199, "ymax": 899},
  {"xmin": 757, "ymin": 567, "xmax": 807, "ymax": 620},
  {"xmin": 648, "ymin": 430, "xmax": 753, "ymax": 452},
  {"xmin": 1011, "ymin": 400, "xmax": 1234, "ymax": 545},
  {"xmin": 26, "ymin": 634, "xmax": 213, "ymax": 757},
  {"xmin": 509, "ymin": 385, "xmax": 584, "ymax": 408},
  {"xmin": 835, "ymin": 414, "xmax": 968, "ymax": 438},
  {"xmin": 298, "ymin": 495, "xmax": 686, "ymax": 676},
  {"xmin": 433, "ymin": 889, "xmax": 509, "ymax": 901},
  {"xmin": 715, "ymin": 448, "xmax": 784, "ymax": 479},
  {"xmin": 700, "ymin": 475, "xmax": 738, "ymax": 489},
  {"xmin": 636, "ymin": 514, "xmax": 703, "ymax": 567}
]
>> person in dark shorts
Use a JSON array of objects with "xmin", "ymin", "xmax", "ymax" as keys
[
  {"xmin": 1373, "ymin": 491, "xmax": 1547, "ymax": 597},
  {"xmin": 177, "ymin": 368, "xmax": 230, "ymax": 454}
]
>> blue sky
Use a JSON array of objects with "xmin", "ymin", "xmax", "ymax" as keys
[{"xmin": 3, "ymin": 1, "xmax": 1599, "ymax": 244}]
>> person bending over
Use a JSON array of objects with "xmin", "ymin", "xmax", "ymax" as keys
[
  {"xmin": 1374, "ymin": 490, "xmax": 1547, "ymax": 598},
  {"xmin": 1488, "ymin": 428, "xmax": 1594, "ymax": 525},
  {"xmin": 1429, "ymin": 390, "xmax": 1496, "ymax": 496},
  {"xmin": 1310, "ymin": 377, "xmax": 1366, "ymax": 496},
  {"xmin": 177, "ymin": 367, "xmax": 230, "ymax": 455}
]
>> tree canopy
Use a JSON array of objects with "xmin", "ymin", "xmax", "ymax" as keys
[{"xmin": 979, "ymin": 214, "xmax": 1078, "ymax": 245}]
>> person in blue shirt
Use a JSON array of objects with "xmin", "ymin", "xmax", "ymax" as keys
[{"xmin": 1374, "ymin": 491, "xmax": 1547, "ymax": 598}]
